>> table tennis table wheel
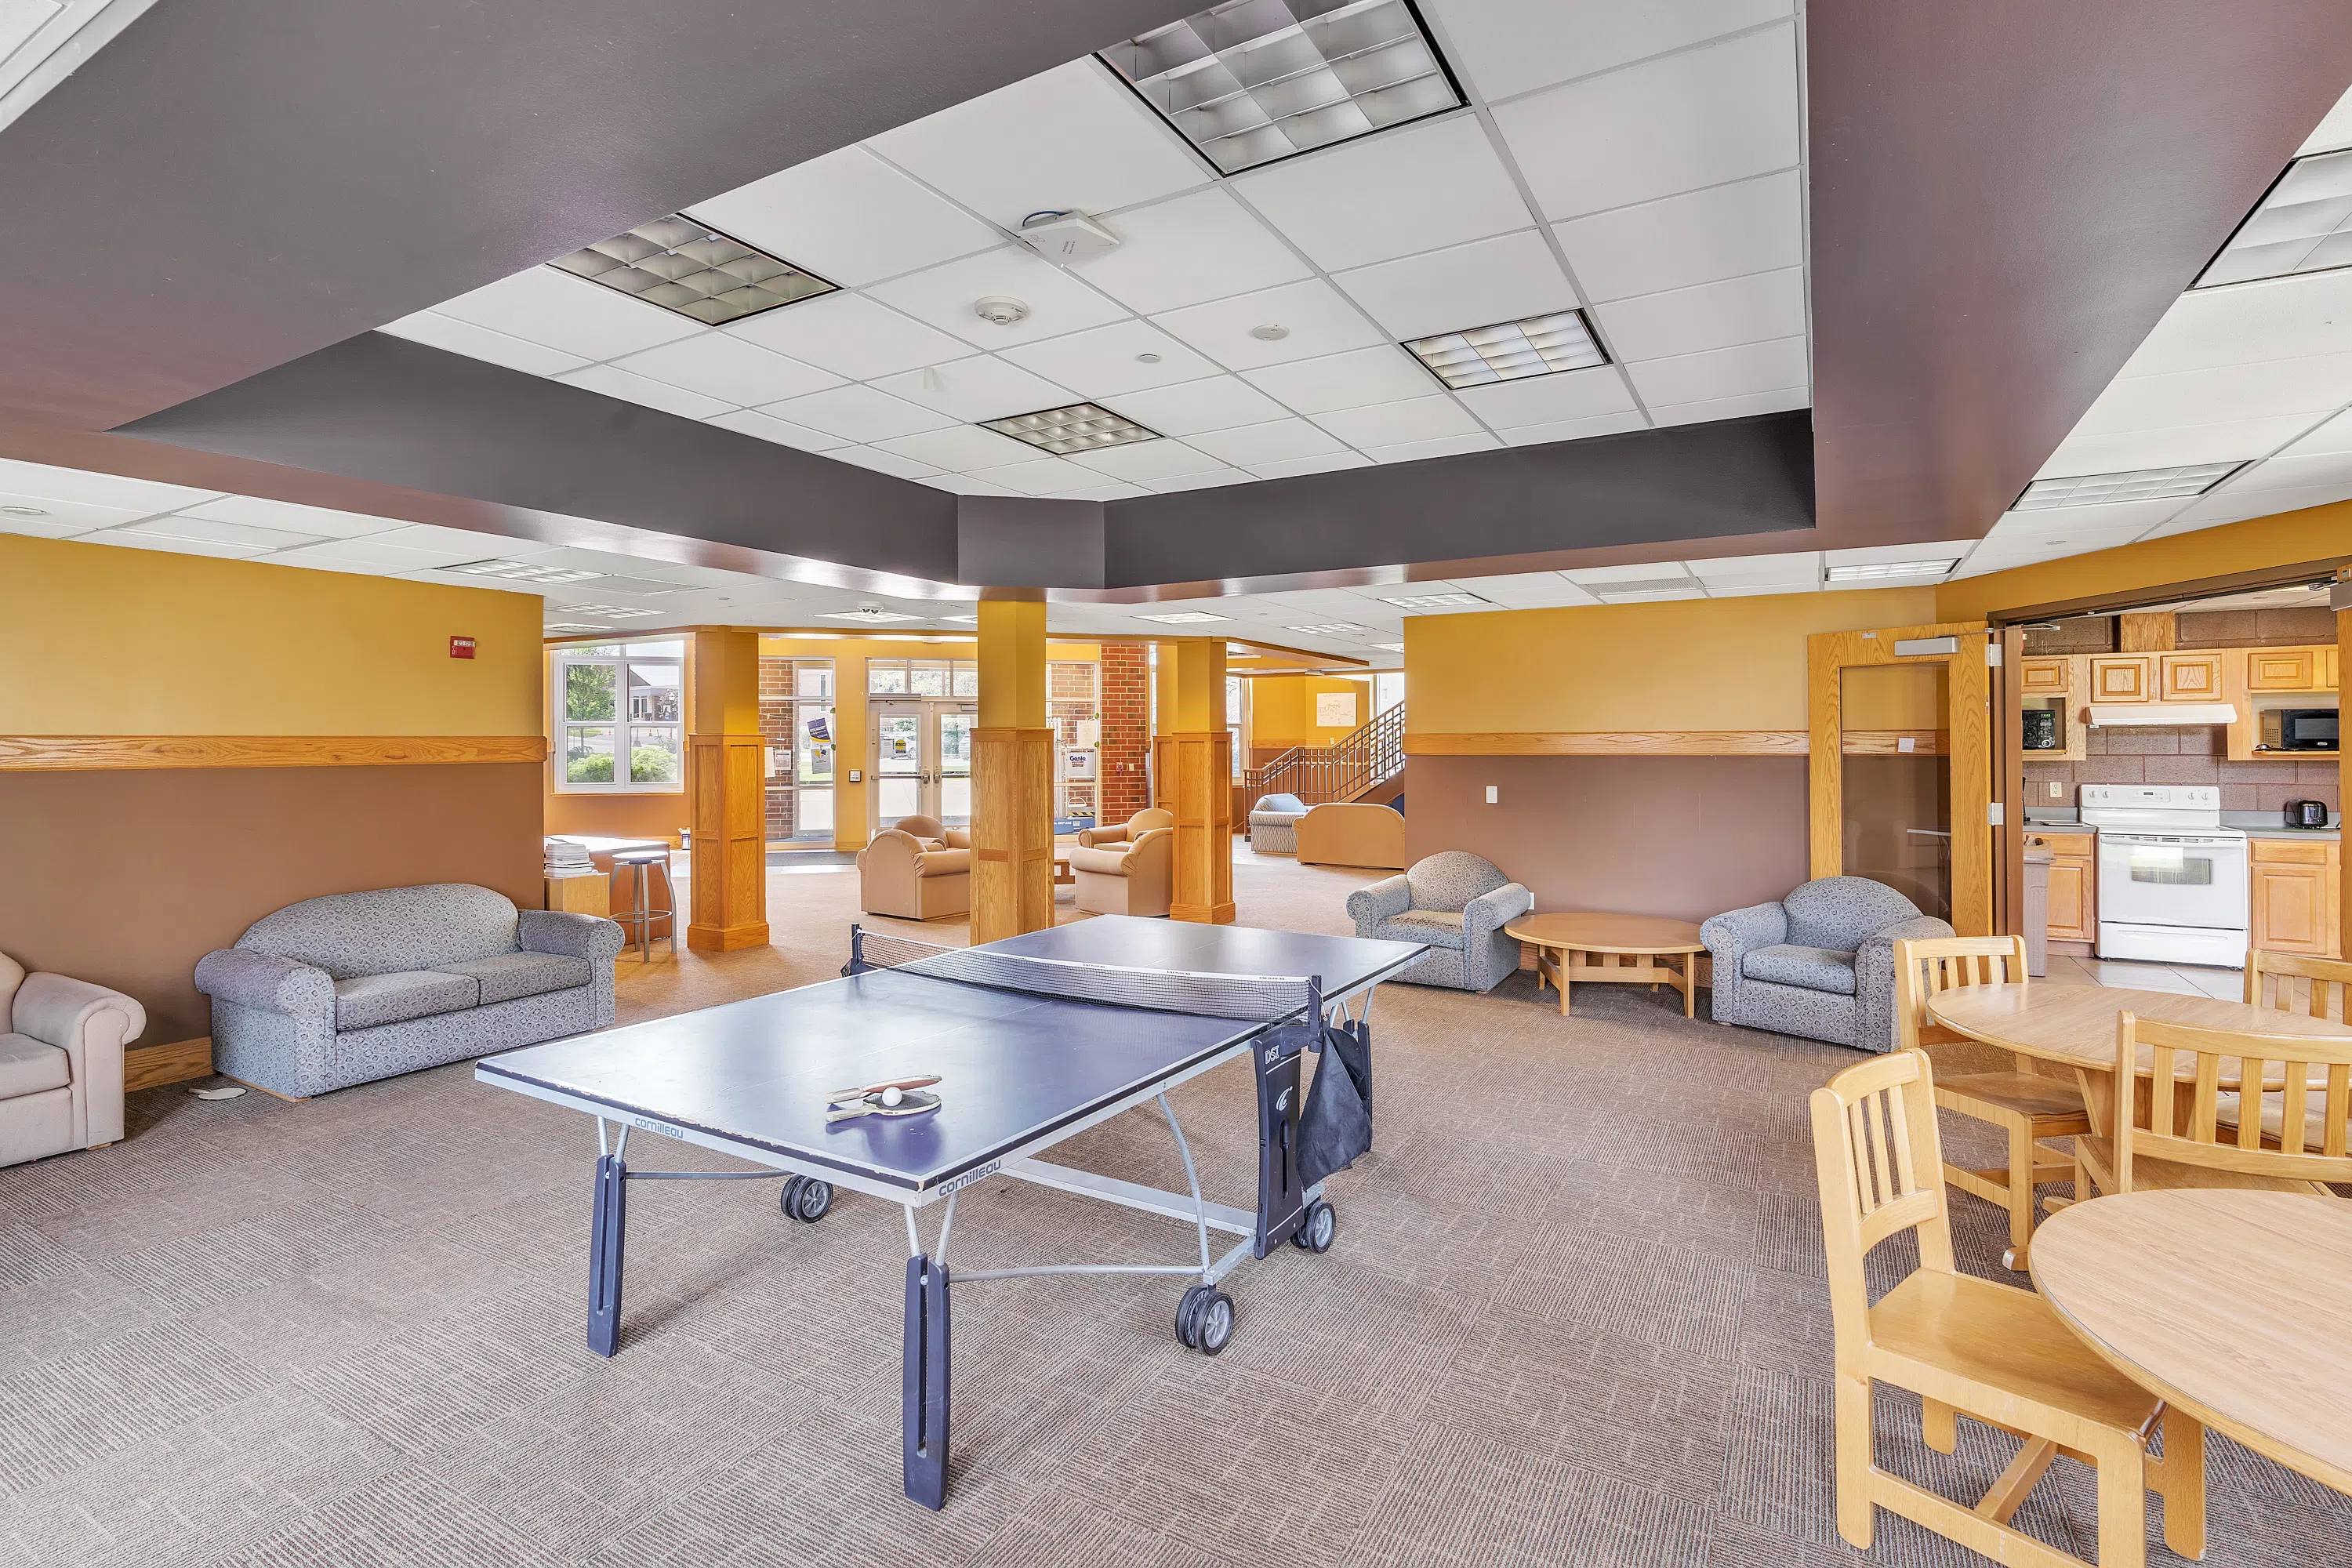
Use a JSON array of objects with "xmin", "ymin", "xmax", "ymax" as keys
[
  {"xmin": 1290, "ymin": 1200, "xmax": 1337, "ymax": 1254},
  {"xmin": 780, "ymin": 1174, "xmax": 834, "ymax": 1224},
  {"xmin": 1174, "ymin": 1284, "xmax": 1234, "ymax": 1356}
]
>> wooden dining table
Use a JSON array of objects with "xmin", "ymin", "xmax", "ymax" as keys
[{"xmin": 2032, "ymin": 1189, "xmax": 2352, "ymax": 1496}]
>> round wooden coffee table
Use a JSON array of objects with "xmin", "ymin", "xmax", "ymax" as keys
[{"xmin": 1503, "ymin": 913, "xmax": 1705, "ymax": 1018}]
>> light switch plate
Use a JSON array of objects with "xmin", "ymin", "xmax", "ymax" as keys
[{"xmin": 1485, "ymin": 785, "xmax": 1499, "ymax": 804}]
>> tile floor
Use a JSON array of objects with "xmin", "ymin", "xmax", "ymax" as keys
[{"xmin": 2040, "ymin": 952, "xmax": 2252, "ymax": 999}]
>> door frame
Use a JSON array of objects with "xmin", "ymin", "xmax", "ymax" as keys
[
  {"xmin": 1806, "ymin": 619, "xmax": 1993, "ymax": 936},
  {"xmin": 867, "ymin": 698, "xmax": 977, "ymax": 832}
]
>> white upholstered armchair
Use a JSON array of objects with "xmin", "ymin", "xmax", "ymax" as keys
[{"xmin": 0, "ymin": 950, "xmax": 145, "ymax": 1167}]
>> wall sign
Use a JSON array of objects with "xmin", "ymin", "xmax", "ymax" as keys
[
  {"xmin": 448, "ymin": 636, "xmax": 476, "ymax": 659},
  {"xmin": 1316, "ymin": 691, "xmax": 1357, "ymax": 728}
]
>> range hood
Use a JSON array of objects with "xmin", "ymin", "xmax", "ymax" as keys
[{"xmin": 2085, "ymin": 703, "xmax": 2238, "ymax": 727}]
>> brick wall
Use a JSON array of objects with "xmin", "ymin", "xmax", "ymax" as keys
[
  {"xmin": 1099, "ymin": 642, "xmax": 1151, "ymax": 823},
  {"xmin": 2024, "ymin": 724, "xmax": 2339, "ymax": 814},
  {"xmin": 759, "ymin": 656, "xmax": 794, "ymax": 841}
]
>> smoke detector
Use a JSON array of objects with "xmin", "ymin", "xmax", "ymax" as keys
[
  {"xmin": 975, "ymin": 296, "xmax": 1030, "ymax": 327},
  {"xmin": 1016, "ymin": 210, "xmax": 1121, "ymax": 266},
  {"xmin": 1249, "ymin": 324, "xmax": 1290, "ymax": 342}
]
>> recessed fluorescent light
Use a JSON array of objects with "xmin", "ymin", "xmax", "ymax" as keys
[
  {"xmin": 448, "ymin": 559, "xmax": 604, "ymax": 584},
  {"xmin": 1823, "ymin": 559, "xmax": 1960, "ymax": 582},
  {"xmin": 820, "ymin": 607, "xmax": 922, "ymax": 624},
  {"xmin": 1286, "ymin": 622, "xmax": 1369, "ymax": 635},
  {"xmin": 550, "ymin": 216, "xmax": 836, "ymax": 325},
  {"xmin": 1403, "ymin": 310, "xmax": 1608, "ymax": 390},
  {"xmin": 560, "ymin": 604, "xmax": 664, "ymax": 619},
  {"xmin": 1591, "ymin": 578, "xmax": 1700, "ymax": 598},
  {"xmin": 2196, "ymin": 148, "xmax": 2352, "ymax": 288},
  {"xmin": 1100, "ymin": 0, "xmax": 1464, "ymax": 176},
  {"xmin": 1138, "ymin": 610, "xmax": 1233, "ymax": 624},
  {"xmin": 1381, "ymin": 592, "xmax": 1487, "ymax": 609},
  {"xmin": 1374, "ymin": 642, "xmax": 1406, "ymax": 652},
  {"xmin": 981, "ymin": 403, "xmax": 1162, "ymax": 456},
  {"xmin": 543, "ymin": 622, "xmax": 614, "ymax": 634},
  {"xmin": 943, "ymin": 615, "xmax": 978, "ymax": 624},
  {"xmin": 2014, "ymin": 463, "xmax": 2246, "ymax": 509}
]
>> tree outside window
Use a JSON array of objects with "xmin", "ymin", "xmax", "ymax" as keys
[{"xmin": 556, "ymin": 641, "xmax": 685, "ymax": 790}]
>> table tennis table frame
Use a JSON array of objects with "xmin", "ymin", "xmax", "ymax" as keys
[{"xmin": 499, "ymin": 933, "xmax": 1415, "ymax": 1509}]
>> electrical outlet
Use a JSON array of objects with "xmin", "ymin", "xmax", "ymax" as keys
[
  {"xmin": 1485, "ymin": 785, "xmax": 1499, "ymax": 804},
  {"xmin": 2048, "ymin": 781, "xmax": 2062, "ymax": 799}
]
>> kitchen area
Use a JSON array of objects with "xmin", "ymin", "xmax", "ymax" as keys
[{"xmin": 2018, "ymin": 588, "xmax": 2341, "ymax": 975}]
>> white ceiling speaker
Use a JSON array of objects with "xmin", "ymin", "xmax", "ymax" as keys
[
  {"xmin": 1249, "ymin": 324, "xmax": 1290, "ymax": 342},
  {"xmin": 975, "ymin": 296, "xmax": 1030, "ymax": 327},
  {"xmin": 1017, "ymin": 211, "xmax": 1121, "ymax": 266}
]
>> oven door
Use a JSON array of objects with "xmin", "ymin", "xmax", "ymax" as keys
[{"xmin": 2096, "ymin": 833, "xmax": 2249, "ymax": 931}]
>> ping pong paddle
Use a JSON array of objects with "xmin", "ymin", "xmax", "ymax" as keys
[
  {"xmin": 826, "ymin": 1074, "xmax": 942, "ymax": 1105},
  {"xmin": 826, "ymin": 1088, "xmax": 942, "ymax": 1123}
]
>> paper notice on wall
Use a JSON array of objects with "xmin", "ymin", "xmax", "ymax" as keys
[
  {"xmin": 1316, "ymin": 691, "xmax": 1358, "ymax": 728},
  {"xmin": 1076, "ymin": 719, "xmax": 1101, "ymax": 746},
  {"xmin": 1897, "ymin": 736, "xmax": 1916, "ymax": 753}
]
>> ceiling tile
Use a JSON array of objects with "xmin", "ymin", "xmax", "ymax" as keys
[
  {"xmin": 2038, "ymin": 413, "xmax": 2329, "ymax": 476},
  {"xmin": 1332, "ymin": 230, "xmax": 1577, "ymax": 341},
  {"xmin": 701, "ymin": 408, "xmax": 852, "ymax": 452},
  {"xmin": 376, "ymin": 310, "xmax": 589, "ymax": 376},
  {"xmin": 1066, "ymin": 439, "xmax": 1226, "ymax": 481},
  {"xmin": 1823, "ymin": 538, "xmax": 1976, "ymax": 567},
  {"xmin": 1592, "ymin": 266, "xmax": 1804, "ymax": 362},
  {"xmin": 1143, "ymin": 468, "xmax": 1255, "ymax": 493},
  {"xmin": 608, "ymin": 334, "xmax": 842, "ymax": 406},
  {"xmin": 80, "ymin": 532, "xmax": 274, "ymax": 561},
  {"xmin": 824, "ymin": 446, "xmax": 943, "ymax": 481},
  {"xmin": 0, "ymin": 492, "xmax": 150, "ymax": 535},
  {"xmin": 2281, "ymin": 408, "xmax": 2352, "ymax": 456},
  {"xmin": 1425, "ymin": 0, "xmax": 1794, "ymax": 103},
  {"xmin": 435, "ymin": 267, "xmax": 702, "ymax": 361},
  {"xmin": 263, "ymin": 539, "xmax": 484, "ymax": 572},
  {"xmin": 111, "ymin": 515, "xmax": 324, "ymax": 550},
  {"xmin": 1682, "ymin": 548, "xmax": 1819, "ymax": 582},
  {"xmin": 1624, "ymin": 336, "xmax": 1808, "ymax": 407},
  {"xmin": 965, "ymin": 456, "xmax": 1094, "ymax": 495},
  {"xmin": 1314, "ymin": 395, "xmax": 1484, "ymax": 448},
  {"xmin": 2154, "ymin": 484, "xmax": 2350, "ymax": 531},
  {"xmin": 724, "ymin": 292, "xmax": 971, "ymax": 379},
  {"xmin": 0, "ymin": 458, "xmax": 219, "ymax": 514},
  {"xmin": 1552, "ymin": 170, "xmax": 1802, "ymax": 302},
  {"xmin": 1363, "ymin": 431, "xmax": 1502, "ymax": 463},
  {"xmin": 1444, "ymin": 571, "xmax": 1599, "ymax": 608},
  {"xmin": 1494, "ymin": 24, "xmax": 1799, "ymax": 220},
  {"xmin": 2071, "ymin": 353, "xmax": 2352, "ymax": 435},
  {"xmin": 1187, "ymin": 418, "xmax": 1352, "ymax": 466},
  {"xmin": 366, "ymin": 523, "xmax": 539, "ymax": 557},
  {"xmin": 1101, "ymin": 375, "xmax": 1293, "ymax": 436},
  {"xmin": 866, "ymin": 355, "xmax": 1073, "ymax": 423},
  {"xmin": 557, "ymin": 364, "xmax": 735, "ymax": 420},
  {"xmin": 1229, "ymin": 115, "xmax": 1534, "ymax": 271},
  {"xmin": 1249, "ymin": 451, "xmax": 1374, "ymax": 480},
  {"xmin": 174, "ymin": 495, "xmax": 408, "ymax": 540},
  {"xmin": 1708, "ymin": 578, "xmax": 1818, "ymax": 597},
  {"xmin": 1069, "ymin": 187, "xmax": 1310, "ymax": 315},
  {"xmin": 2299, "ymin": 83, "xmax": 2352, "ymax": 155},
  {"xmin": 1044, "ymin": 478, "xmax": 1149, "ymax": 501},
  {"xmin": 685, "ymin": 145, "xmax": 1003, "ymax": 288},
  {"xmin": 1496, "ymin": 410, "xmax": 1650, "ymax": 445},
  {"xmin": 1152, "ymin": 278, "xmax": 1384, "ymax": 369},
  {"xmin": 997, "ymin": 320, "xmax": 1219, "ymax": 398},
  {"xmin": 1240, "ymin": 345, "xmax": 1437, "ymax": 414},
  {"xmin": 1646, "ymin": 384, "xmax": 1809, "ymax": 426},
  {"xmin": 1453, "ymin": 364, "xmax": 1636, "ymax": 426},
  {"xmin": 866, "ymin": 245, "xmax": 1128, "ymax": 349},
  {"xmin": 1981, "ymin": 499, "xmax": 2183, "ymax": 539},
  {"xmin": 759, "ymin": 383, "xmax": 957, "ymax": 442},
  {"xmin": 1565, "ymin": 561, "xmax": 1693, "ymax": 584},
  {"xmin": 874, "ymin": 424, "xmax": 1045, "ymax": 472},
  {"xmin": 923, "ymin": 474, "xmax": 1028, "ymax": 496},
  {"xmin": 866, "ymin": 59, "xmax": 1206, "ymax": 230},
  {"xmin": 2115, "ymin": 269, "xmax": 2352, "ymax": 378},
  {"xmin": 2225, "ymin": 450, "xmax": 2352, "ymax": 493}
]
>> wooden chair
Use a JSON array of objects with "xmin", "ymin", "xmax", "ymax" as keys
[
  {"xmin": 2245, "ymin": 949, "xmax": 2352, "ymax": 1023},
  {"xmin": 1892, "ymin": 935, "xmax": 2090, "ymax": 1272},
  {"xmin": 1810, "ymin": 1051, "xmax": 2204, "ymax": 1566},
  {"xmin": 2075, "ymin": 1011, "xmax": 2352, "ymax": 1200}
]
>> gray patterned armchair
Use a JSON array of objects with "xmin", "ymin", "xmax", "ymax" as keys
[
  {"xmin": 1248, "ymin": 793, "xmax": 1312, "ymax": 854},
  {"xmin": 196, "ymin": 884, "xmax": 622, "ymax": 1098},
  {"xmin": 1700, "ymin": 877, "xmax": 1951, "ymax": 1051},
  {"xmin": 1347, "ymin": 851, "xmax": 1531, "ymax": 992}
]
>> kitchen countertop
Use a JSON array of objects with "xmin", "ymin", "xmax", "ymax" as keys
[{"xmin": 2024, "ymin": 808, "xmax": 2338, "ymax": 840}]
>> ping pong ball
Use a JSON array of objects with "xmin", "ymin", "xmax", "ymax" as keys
[{"xmin": 880, "ymin": 1086, "xmax": 903, "ymax": 1107}]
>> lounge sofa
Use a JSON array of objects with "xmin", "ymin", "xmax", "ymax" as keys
[
  {"xmin": 1346, "ymin": 851, "xmax": 1531, "ymax": 992},
  {"xmin": 858, "ymin": 828, "xmax": 971, "ymax": 920},
  {"xmin": 0, "ymin": 951, "xmax": 144, "ymax": 1167},
  {"xmin": 1248, "ymin": 793, "xmax": 1311, "ymax": 854},
  {"xmin": 1700, "ymin": 876, "xmax": 1953, "ymax": 1051},
  {"xmin": 1297, "ymin": 802, "xmax": 1406, "ymax": 869},
  {"xmin": 194, "ymin": 884, "xmax": 622, "ymax": 1098}
]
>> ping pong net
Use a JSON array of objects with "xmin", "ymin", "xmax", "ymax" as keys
[{"xmin": 847, "ymin": 926, "xmax": 1319, "ymax": 1023}]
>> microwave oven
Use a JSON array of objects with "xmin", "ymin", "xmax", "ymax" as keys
[{"xmin": 2259, "ymin": 707, "xmax": 2338, "ymax": 751}]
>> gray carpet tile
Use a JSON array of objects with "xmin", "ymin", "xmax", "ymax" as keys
[{"xmin": 1, "ymin": 851, "xmax": 2346, "ymax": 1565}]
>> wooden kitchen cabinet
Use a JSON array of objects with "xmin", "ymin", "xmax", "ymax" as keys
[
  {"xmin": 2020, "ymin": 657, "xmax": 2071, "ymax": 696},
  {"xmin": 2248, "ymin": 648, "xmax": 2318, "ymax": 691},
  {"xmin": 2034, "ymin": 832, "xmax": 2096, "ymax": 945},
  {"xmin": 2089, "ymin": 655, "xmax": 2151, "ymax": 702},
  {"xmin": 2321, "ymin": 645, "xmax": 2339, "ymax": 691},
  {"xmin": 2158, "ymin": 652, "xmax": 2224, "ymax": 701},
  {"xmin": 2249, "ymin": 837, "xmax": 2343, "ymax": 960}
]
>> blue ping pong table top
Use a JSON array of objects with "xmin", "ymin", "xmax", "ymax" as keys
[{"xmin": 475, "ymin": 917, "xmax": 1423, "ymax": 1198}]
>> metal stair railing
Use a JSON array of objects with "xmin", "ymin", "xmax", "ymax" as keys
[{"xmin": 1243, "ymin": 702, "xmax": 1406, "ymax": 804}]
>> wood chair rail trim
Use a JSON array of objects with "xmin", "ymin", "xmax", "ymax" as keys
[{"xmin": 0, "ymin": 734, "xmax": 550, "ymax": 769}]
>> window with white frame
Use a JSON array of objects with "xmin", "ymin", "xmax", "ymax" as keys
[{"xmin": 556, "ymin": 640, "xmax": 685, "ymax": 789}]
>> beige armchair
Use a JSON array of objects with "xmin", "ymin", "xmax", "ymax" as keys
[
  {"xmin": 1, "ymin": 950, "xmax": 144, "ymax": 1168},
  {"xmin": 1068, "ymin": 826, "xmax": 1175, "ymax": 916},
  {"xmin": 1297, "ymin": 803, "xmax": 1406, "ymax": 869},
  {"xmin": 890, "ymin": 815, "xmax": 971, "ymax": 850},
  {"xmin": 858, "ymin": 829, "xmax": 971, "ymax": 920},
  {"xmin": 1077, "ymin": 808, "xmax": 1172, "ymax": 849}
]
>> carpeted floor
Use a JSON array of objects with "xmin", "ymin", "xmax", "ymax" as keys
[{"xmin": 2, "ymin": 849, "xmax": 2344, "ymax": 1566}]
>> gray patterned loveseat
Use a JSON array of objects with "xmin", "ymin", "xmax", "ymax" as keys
[
  {"xmin": 1346, "ymin": 851, "xmax": 1532, "ymax": 992},
  {"xmin": 194, "ymin": 884, "xmax": 623, "ymax": 1098},
  {"xmin": 1699, "ymin": 876, "xmax": 1951, "ymax": 1051}
]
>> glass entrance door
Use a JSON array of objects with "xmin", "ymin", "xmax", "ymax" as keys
[{"xmin": 870, "ymin": 701, "xmax": 978, "ymax": 832}]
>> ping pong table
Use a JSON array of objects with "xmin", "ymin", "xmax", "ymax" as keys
[{"xmin": 474, "ymin": 915, "xmax": 1427, "ymax": 1508}]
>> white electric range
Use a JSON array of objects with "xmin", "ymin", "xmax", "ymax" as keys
[{"xmin": 2078, "ymin": 784, "xmax": 2249, "ymax": 967}]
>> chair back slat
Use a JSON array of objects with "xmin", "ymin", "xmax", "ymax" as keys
[
  {"xmin": 1891, "ymin": 935, "xmax": 2028, "ymax": 1054},
  {"xmin": 1809, "ymin": 1050, "xmax": 1955, "ymax": 1352},
  {"xmin": 2114, "ymin": 1012, "xmax": 2352, "ymax": 1187},
  {"xmin": 2246, "ymin": 949, "xmax": 2352, "ymax": 1025}
]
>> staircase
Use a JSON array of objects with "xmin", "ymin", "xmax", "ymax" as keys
[{"xmin": 1244, "ymin": 702, "xmax": 1406, "ymax": 804}]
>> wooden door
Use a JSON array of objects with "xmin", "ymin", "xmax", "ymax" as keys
[
  {"xmin": 2020, "ymin": 657, "xmax": 2070, "ymax": 695},
  {"xmin": 2248, "ymin": 648, "xmax": 2316, "ymax": 691},
  {"xmin": 2158, "ymin": 652, "xmax": 2223, "ymax": 701},
  {"xmin": 2045, "ymin": 856, "xmax": 2092, "ymax": 942},
  {"xmin": 2089, "ymin": 655, "xmax": 2152, "ymax": 702}
]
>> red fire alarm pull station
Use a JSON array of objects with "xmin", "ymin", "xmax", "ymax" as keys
[{"xmin": 449, "ymin": 636, "xmax": 477, "ymax": 659}]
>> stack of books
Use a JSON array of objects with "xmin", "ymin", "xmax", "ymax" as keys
[{"xmin": 544, "ymin": 837, "xmax": 595, "ymax": 878}]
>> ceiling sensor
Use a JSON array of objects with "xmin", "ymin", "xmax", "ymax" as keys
[
  {"xmin": 975, "ymin": 296, "xmax": 1030, "ymax": 327},
  {"xmin": 1135, "ymin": 352, "xmax": 1163, "ymax": 364},
  {"xmin": 1016, "ymin": 211, "xmax": 1121, "ymax": 266},
  {"xmin": 1249, "ymin": 324, "xmax": 1290, "ymax": 341}
]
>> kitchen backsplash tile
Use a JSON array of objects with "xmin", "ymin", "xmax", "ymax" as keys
[{"xmin": 2023, "ymin": 724, "xmax": 2338, "ymax": 812}]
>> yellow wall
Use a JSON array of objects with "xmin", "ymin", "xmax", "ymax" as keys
[
  {"xmin": 1249, "ymin": 673, "xmax": 1374, "ymax": 747},
  {"xmin": 1936, "ymin": 500, "xmax": 2352, "ymax": 620},
  {"xmin": 1, "ymin": 534, "xmax": 543, "ymax": 735},
  {"xmin": 1405, "ymin": 586, "xmax": 1940, "ymax": 734}
]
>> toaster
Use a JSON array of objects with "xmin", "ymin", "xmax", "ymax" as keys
[{"xmin": 2283, "ymin": 799, "xmax": 2330, "ymax": 829}]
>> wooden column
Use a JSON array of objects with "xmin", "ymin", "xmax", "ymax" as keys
[
  {"xmin": 1152, "ymin": 640, "xmax": 1235, "ymax": 924},
  {"xmin": 687, "ymin": 628, "xmax": 769, "ymax": 952},
  {"xmin": 972, "ymin": 599, "xmax": 1054, "ymax": 943},
  {"xmin": 2339, "ymin": 571, "xmax": 2350, "ymax": 963}
]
